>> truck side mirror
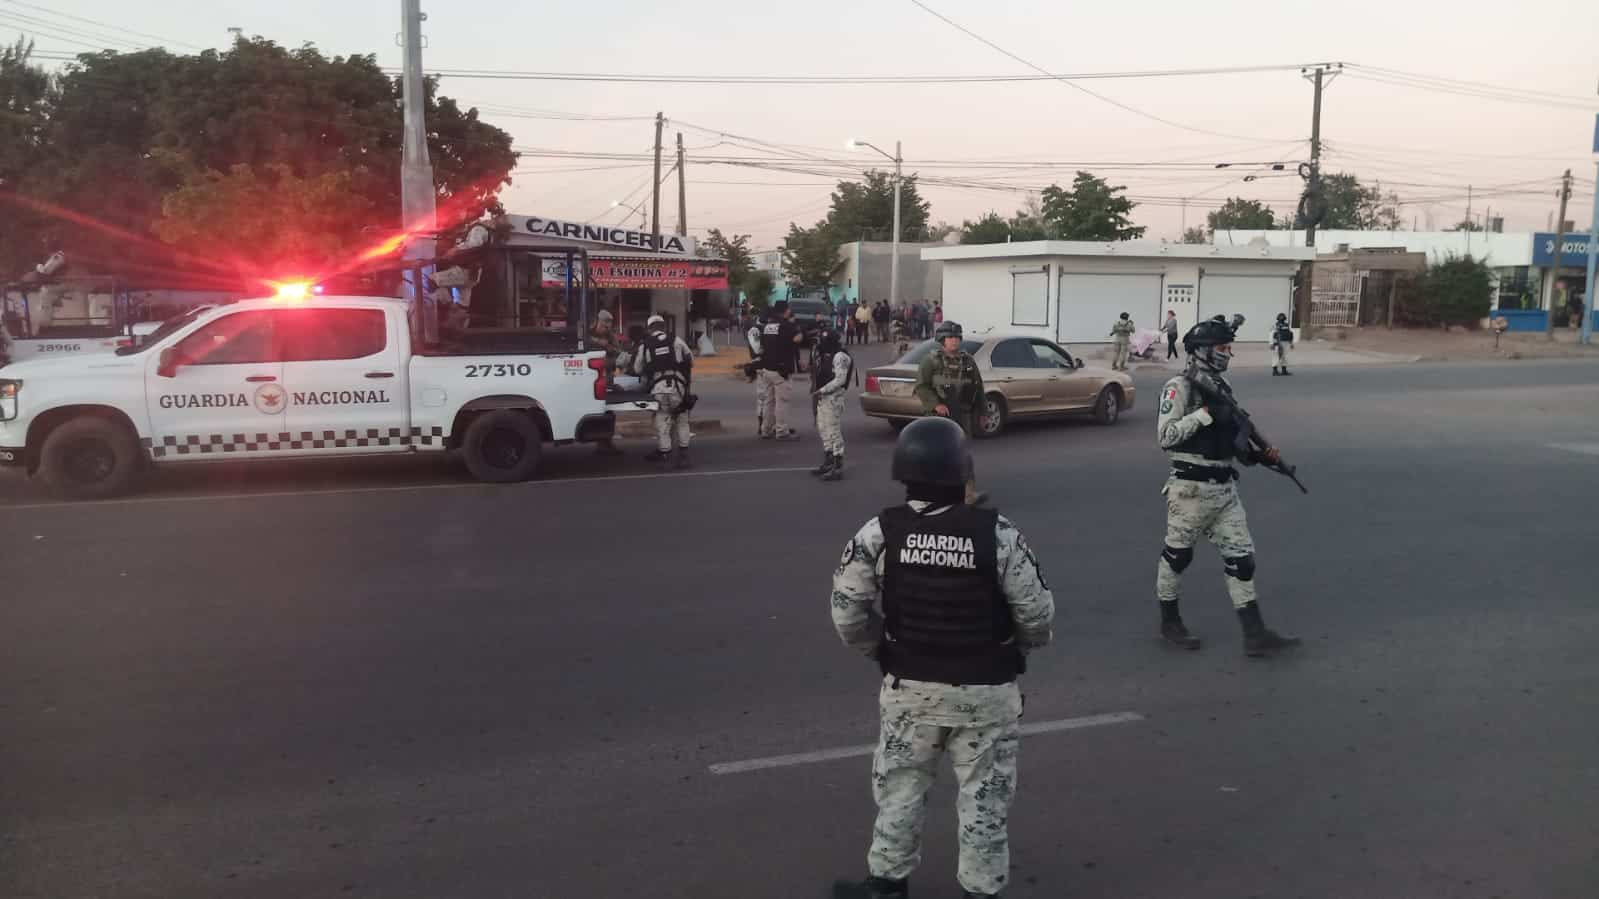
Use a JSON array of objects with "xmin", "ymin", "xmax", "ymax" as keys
[{"xmin": 157, "ymin": 347, "xmax": 182, "ymax": 378}]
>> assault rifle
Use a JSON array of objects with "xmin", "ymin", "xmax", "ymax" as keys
[{"xmin": 1186, "ymin": 364, "xmax": 1308, "ymax": 494}]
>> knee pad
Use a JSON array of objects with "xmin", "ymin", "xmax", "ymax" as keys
[
  {"xmin": 1161, "ymin": 545, "xmax": 1194, "ymax": 573},
  {"xmin": 1224, "ymin": 554, "xmax": 1256, "ymax": 581}
]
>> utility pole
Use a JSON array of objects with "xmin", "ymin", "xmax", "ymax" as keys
[
  {"xmin": 1464, "ymin": 184, "xmax": 1472, "ymax": 257},
  {"xmin": 1546, "ymin": 169, "xmax": 1572, "ymax": 339},
  {"xmin": 675, "ymin": 132, "xmax": 687, "ymax": 237},
  {"xmin": 890, "ymin": 140, "xmax": 902, "ymax": 309},
  {"xmin": 1296, "ymin": 65, "xmax": 1330, "ymax": 330},
  {"xmin": 398, "ymin": 0, "xmax": 437, "ymax": 333},
  {"xmin": 650, "ymin": 112, "xmax": 664, "ymax": 249},
  {"xmin": 1583, "ymin": 113, "xmax": 1599, "ymax": 346}
]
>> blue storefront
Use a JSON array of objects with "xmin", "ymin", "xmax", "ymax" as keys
[{"xmin": 1495, "ymin": 232, "xmax": 1595, "ymax": 330}]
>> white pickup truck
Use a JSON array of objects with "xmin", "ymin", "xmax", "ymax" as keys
[{"xmin": 0, "ymin": 292, "xmax": 646, "ymax": 498}]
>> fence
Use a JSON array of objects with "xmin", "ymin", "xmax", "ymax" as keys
[{"xmin": 1309, "ymin": 270, "xmax": 1362, "ymax": 327}]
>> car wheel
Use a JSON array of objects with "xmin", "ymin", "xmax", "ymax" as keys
[
  {"xmin": 888, "ymin": 419, "xmax": 909, "ymax": 434},
  {"xmin": 976, "ymin": 394, "xmax": 1007, "ymax": 438},
  {"xmin": 1093, "ymin": 385, "xmax": 1123, "ymax": 425},
  {"xmin": 38, "ymin": 416, "xmax": 142, "ymax": 499},
  {"xmin": 461, "ymin": 410, "xmax": 543, "ymax": 482}
]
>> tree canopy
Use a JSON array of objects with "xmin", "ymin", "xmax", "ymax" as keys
[
  {"xmin": 779, "ymin": 168, "xmax": 932, "ymax": 289},
  {"xmin": 1206, "ymin": 197, "xmax": 1278, "ymax": 234},
  {"xmin": 701, "ymin": 228, "xmax": 754, "ymax": 291},
  {"xmin": 1039, "ymin": 172, "xmax": 1145, "ymax": 241},
  {"xmin": 1304, "ymin": 172, "xmax": 1402, "ymax": 231},
  {"xmin": 0, "ymin": 38, "xmax": 516, "ymax": 283}
]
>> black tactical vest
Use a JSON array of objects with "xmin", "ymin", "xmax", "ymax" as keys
[
  {"xmin": 759, "ymin": 319, "xmax": 793, "ymax": 375},
  {"xmin": 879, "ymin": 504, "xmax": 1020, "ymax": 686},
  {"xmin": 642, "ymin": 331, "xmax": 684, "ymax": 387},
  {"xmin": 813, "ymin": 350, "xmax": 850, "ymax": 390},
  {"xmin": 1171, "ymin": 376, "xmax": 1239, "ymax": 462}
]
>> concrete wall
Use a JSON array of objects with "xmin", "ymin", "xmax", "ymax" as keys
[
  {"xmin": 1216, "ymin": 229, "xmax": 1534, "ymax": 267},
  {"xmin": 939, "ymin": 255, "xmax": 1300, "ymax": 346},
  {"xmin": 836, "ymin": 241, "xmax": 943, "ymax": 306}
]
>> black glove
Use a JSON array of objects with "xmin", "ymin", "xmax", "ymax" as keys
[{"xmin": 1207, "ymin": 403, "xmax": 1234, "ymax": 426}]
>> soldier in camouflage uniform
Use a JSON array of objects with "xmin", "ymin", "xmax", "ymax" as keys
[
  {"xmin": 810, "ymin": 328, "xmax": 854, "ymax": 481},
  {"xmin": 831, "ymin": 417, "xmax": 1054, "ymax": 899},
  {"xmin": 633, "ymin": 315, "xmax": 694, "ymax": 469},
  {"xmin": 1108, "ymin": 311, "xmax": 1135, "ymax": 371},
  {"xmin": 1154, "ymin": 315, "xmax": 1300, "ymax": 657},
  {"xmin": 913, "ymin": 321, "xmax": 986, "ymax": 505}
]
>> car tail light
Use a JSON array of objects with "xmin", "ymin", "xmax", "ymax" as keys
[
  {"xmin": 588, "ymin": 356, "xmax": 608, "ymax": 400},
  {"xmin": 864, "ymin": 374, "xmax": 880, "ymax": 394}
]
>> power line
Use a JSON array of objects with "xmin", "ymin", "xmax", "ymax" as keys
[
  {"xmin": 0, "ymin": 10, "xmax": 143, "ymax": 50},
  {"xmin": 0, "ymin": 17, "xmax": 126, "ymax": 51},
  {"xmin": 406, "ymin": 62, "xmax": 1323, "ymax": 85},
  {"xmin": 905, "ymin": 0, "xmax": 1294, "ymax": 143},
  {"xmin": 1344, "ymin": 63, "xmax": 1599, "ymax": 106},
  {"xmin": 0, "ymin": 0, "xmax": 203, "ymax": 50}
]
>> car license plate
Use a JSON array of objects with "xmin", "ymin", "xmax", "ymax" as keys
[{"xmin": 880, "ymin": 379, "xmax": 912, "ymax": 397}]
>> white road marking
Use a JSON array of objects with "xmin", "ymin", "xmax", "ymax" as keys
[
  {"xmin": 707, "ymin": 711, "xmax": 1144, "ymax": 775},
  {"xmin": 1, "ymin": 466, "xmax": 817, "ymax": 512},
  {"xmin": 1548, "ymin": 442, "xmax": 1599, "ymax": 457}
]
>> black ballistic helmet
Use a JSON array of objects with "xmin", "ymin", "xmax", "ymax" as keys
[
  {"xmin": 892, "ymin": 417, "xmax": 972, "ymax": 487},
  {"xmin": 933, "ymin": 320, "xmax": 963, "ymax": 341},
  {"xmin": 770, "ymin": 300, "xmax": 790, "ymax": 316},
  {"xmin": 818, "ymin": 329, "xmax": 842, "ymax": 354},
  {"xmin": 1182, "ymin": 315, "xmax": 1238, "ymax": 354}
]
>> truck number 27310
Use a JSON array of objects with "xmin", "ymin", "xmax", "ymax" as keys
[{"xmin": 465, "ymin": 363, "xmax": 534, "ymax": 378}]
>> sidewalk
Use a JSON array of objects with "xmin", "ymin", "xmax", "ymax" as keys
[{"xmin": 1091, "ymin": 342, "xmax": 1421, "ymax": 372}]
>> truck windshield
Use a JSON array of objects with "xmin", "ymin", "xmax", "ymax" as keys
[{"xmin": 116, "ymin": 305, "xmax": 219, "ymax": 355}]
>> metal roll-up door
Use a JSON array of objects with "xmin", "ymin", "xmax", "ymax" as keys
[{"xmin": 1056, "ymin": 272, "xmax": 1162, "ymax": 343}]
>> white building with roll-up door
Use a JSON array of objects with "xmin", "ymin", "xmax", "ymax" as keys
[{"xmin": 923, "ymin": 241, "xmax": 1314, "ymax": 344}]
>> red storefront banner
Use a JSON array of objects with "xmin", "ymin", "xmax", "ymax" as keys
[{"xmin": 542, "ymin": 257, "xmax": 729, "ymax": 290}]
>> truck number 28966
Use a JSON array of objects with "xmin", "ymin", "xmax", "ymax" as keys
[{"xmin": 465, "ymin": 363, "xmax": 534, "ymax": 378}]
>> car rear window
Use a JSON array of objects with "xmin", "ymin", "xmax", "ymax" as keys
[{"xmin": 898, "ymin": 339, "xmax": 982, "ymax": 364}]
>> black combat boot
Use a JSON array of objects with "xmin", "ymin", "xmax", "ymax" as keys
[
  {"xmin": 811, "ymin": 451, "xmax": 835, "ymax": 476},
  {"xmin": 644, "ymin": 448, "xmax": 669, "ymax": 463},
  {"xmin": 1281, "ymin": 368, "xmax": 1293, "ymax": 376},
  {"xmin": 832, "ymin": 876, "xmax": 909, "ymax": 898},
  {"xmin": 822, "ymin": 454, "xmax": 844, "ymax": 481},
  {"xmin": 1159, "ymin": 600, "xmax": 1202, "ymax": 650},
  {"xmin": 1237, "ymin": 601, "xmax": 1301, "ymax": 657},
  {"xmin": 674, "ymin": 447, "xmax": 690, "ymax": 470},
  {"xmin": 1270, "ymin": 366, "xmax": 1281, "ymax": 376}
]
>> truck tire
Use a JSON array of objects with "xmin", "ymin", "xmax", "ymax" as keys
[
  {"xmin": 38, "ymin": 416, "xmax": 141, "ymax": 499},
  {"xmin": 460, "ymin": 410, "xmax": 543, "ymax": 483}
]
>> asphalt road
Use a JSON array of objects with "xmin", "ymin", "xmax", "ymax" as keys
[{"xmin": 4, "ymin": 355, "xmax": 1598, "ymax": 899}]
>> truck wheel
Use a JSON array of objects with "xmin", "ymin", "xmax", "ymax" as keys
[
  {"xmin": 460, "ymin": 410, "xmax": 543, "ymax": 483},
  {"xmin": 38, "ymin": 417, "xmax": 141, "ymax": 499}
]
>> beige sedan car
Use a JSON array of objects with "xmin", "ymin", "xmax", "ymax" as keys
[{"xmin": 860, "ymin": 336, "xmax": 1136, "ymax": 437}]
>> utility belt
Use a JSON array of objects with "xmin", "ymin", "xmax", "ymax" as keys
[{"xmin": 1171, "ymin": 461, "xmax": 1237, "ymax": 483}]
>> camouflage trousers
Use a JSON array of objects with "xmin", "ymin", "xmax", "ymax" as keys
[
  {"xmin": 1156, "ymin": 477, "xmax": 1258, "ymax": 609},
  {"xmin": 1112, "ymin": 336, "xmax": 1131, "ymax": 370},
  {"xmin": 651, "ymin": 383, "xmax": 691, "ymax": 452},
  {"xmin": 868, "ymin": 676, "xmax": 1022, "ymax": 896},
  {"xmin": 1272, "ymin": 342, "xmax": 1289, "ymax": 368},
  {"xmin": 817, "ymin": 392, "xmax": 846, "ymax": 455},
  {"xmin": 756, "ymin": 370, "xmax": 791, "ymax": 436}
]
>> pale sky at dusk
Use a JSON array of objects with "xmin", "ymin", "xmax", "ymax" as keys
[{"xmin": 14, "ymin": 0, "xmax": 1599, "ymax": 250}]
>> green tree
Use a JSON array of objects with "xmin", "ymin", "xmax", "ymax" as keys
[
  {"xmin": 780, "ymin": 222, "xmax": 841, "ymax": 290},
  {"xmin": 1040, "ymin": 171, "xmax": 1145, "ymax": 240},
  {"xmin": 744, "ymin": 270, "xmax": 775, "ymax": 310},
  {"xmin": 826, "ymin": 169, "xmax": 930, "ymax": 242},
  {"xmin": 1407, "ymin": 255, "xmax": 1491, "ymax": 327},
  {"xmin": 1306, "ymin": 173, "xmax": 1402, "ymax": 230},
  {"xmin": 1206, "ymin": 197, "xmax": 1277, "ymax": 234},
  {"xmin": 1181, "ymin": 226, "xmax": 1209, "ymax": 245},
  {"xmin": 702, "ymin": 228, "xmax": 753, "ymax": 290},
  {"xmin": 20, "ymin": 38, "xmax": 515, "ymax": 279},
  {"xmin": 1447, "ymin": 218, "xmax": 1483, "ymax": 232},
  {"xmin": 959, "ymin": 211, "xmax": 1013, "ymax": 245},
  {"xmin": 0, "ymin": 39, "xmax": 59, "ymax": 276},
  {"xmin": 154, "ymin": 164, "xmax": 376, "ymax": 273},
  {"xmin": 926, "ymin": 220, "xmax": 957, "ymax": 241}
]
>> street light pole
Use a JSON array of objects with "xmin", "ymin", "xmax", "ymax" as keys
[
  {"xmin": 848, "ymin": 137, "xmax": 904, "ymax": 309},
  {"xmin": 890, "ymin": 140, "xmax": 902, "ymax": 310}
]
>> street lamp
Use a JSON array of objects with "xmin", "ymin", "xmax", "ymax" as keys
[{"xmin": 848, "ymin": 137, "xmax": 903, "ymax": 309}]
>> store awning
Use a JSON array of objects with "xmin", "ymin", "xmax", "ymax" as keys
[{"xmin": 540, "ymin": 255, "xmax": 729, "ymax": 290}]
